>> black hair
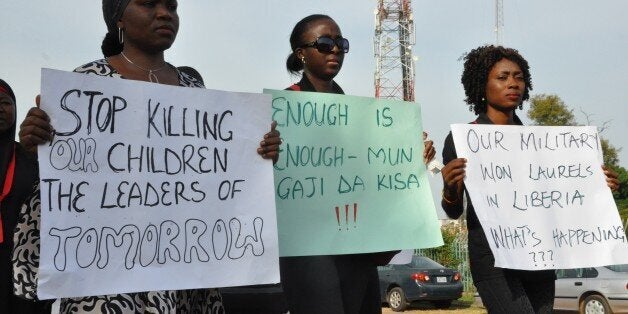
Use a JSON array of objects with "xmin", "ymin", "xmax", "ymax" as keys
[
  {"xmin": 101, "ymin": 32, "xmax": 123, "ymax": 57},
  {"xmin": 101, "ymin": 0, "xmax": 131, "ymax": 57},
  {"xmin": 286, "ymin": 14, "xmax": 334, "ymax": 74},
  {"xmin": 461, "ymin": 45, "xmax": 532, "ymax": 114}
]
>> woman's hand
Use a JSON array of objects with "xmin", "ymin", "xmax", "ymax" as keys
[
  {"xmin": 602, "ymin": 165, "xmax": 620, "ymax": 192},
  {"xmin": 441, "ymin": 158, "xmax": 466, "ymax": 203},
  {"xmin": 19, "ymin": 95, "xmax": 53, "ymax": 154},
  {"xmin": 423, "ymin": 131, "xmax": 435, "ymax": 164},
  {"xmin": 257, "ymin": 121, "xmax": 281, "ymax": 164}
]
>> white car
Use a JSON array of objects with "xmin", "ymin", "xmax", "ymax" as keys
[{"xmin": 554, "ymin": 264, "xmax": 628, "ymax": 313}]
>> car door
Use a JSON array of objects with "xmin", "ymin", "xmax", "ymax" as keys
[
  {"xmin": 554, "ymin": 268, "xmax": 584, "ymax": 311},
  {"xmin": 378, "ymin": 265, "xmax": 396, "ymax": 301}
]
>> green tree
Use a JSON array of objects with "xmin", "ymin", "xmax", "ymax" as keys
[
  {"xmin": 421, "ymin": 224, "xmax": 464, "ymax": 268},
  {"xmin": 611, "ymin": 166, "xmax": 628, "ymax": 228},
  {"xmin": 601, "ymin": 138, "xmax": 620, "ymax": 168},
  {"xmin": 612, "ymin": 166, "xmax": 628, "ymax": 199},
  {"xmin": 527, "ymin": 94, "xmax": 577, "ymax": 126}
]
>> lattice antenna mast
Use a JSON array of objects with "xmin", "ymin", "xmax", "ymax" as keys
[
  {"xmin": 374, "ymin": 0, "xmax": 416, "ymax": 101},
  {"xmin": 495, "ymin": 0, "xmax": 504, "ymax": 45}
]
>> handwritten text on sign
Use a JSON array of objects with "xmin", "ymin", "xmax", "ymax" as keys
[
  {"xmin": 266, "ymin": 89, "xmax": 442, "ymax": 257},
  {"xmin": 451, "ymin": 124, "xmax": 628, "ymax": 270},
  {"xmin": 37, "ymin": 69, "xmax": 278, "ymax": 299}
]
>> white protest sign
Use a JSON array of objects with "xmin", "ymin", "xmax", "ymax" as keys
[
  {"xmin": 37, "ymin": 69, "xmax": 279, "ymax": 299},
  {"xmin": 451, "ymin": 124, "xmax": 628, "ymax": 270}
]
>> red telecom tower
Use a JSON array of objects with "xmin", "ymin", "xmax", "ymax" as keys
[{"xmin": 374, "ymin": 0, "xmax": 416, "ymax": 101}]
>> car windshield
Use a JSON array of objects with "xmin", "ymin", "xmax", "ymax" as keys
[
  {"xmin": 408, "ymin": 256, "xmax": 444, "ymax": 269},
  {"xmin": 605, "ymin": 264, "xmax": 628, "ymax": 272}
]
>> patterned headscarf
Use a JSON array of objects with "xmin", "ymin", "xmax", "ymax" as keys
[{"xmin": 102, "ymin": 0, "xmax": 131, "ymax": 35}]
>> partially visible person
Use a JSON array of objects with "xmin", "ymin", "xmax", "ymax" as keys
[
  {"xmin": 440, "ymin": 45, "xmax": 620, "ymax": 314},
  {"xmin": 0, "ymin": 79, "xmax": 51, "ymax": 313},
  {"xmin": 278, "ymin": 14, "xmax": 435, "ymax": 314},
  {"xmin": 14, "ymin": 0, "xmax": 279, "ymax": 313}
]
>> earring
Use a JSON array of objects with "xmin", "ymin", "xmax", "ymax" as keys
[
  {"xmin": 300, "ymin": 56, "xmax": 306, "ymax": 65},
  {"xmin": 518, "ymin": 103, "xmax": 523, "ymax": 110},
  {"xmin": 118, "ymin": 27, "xmax": 124, "ymax": 44}
]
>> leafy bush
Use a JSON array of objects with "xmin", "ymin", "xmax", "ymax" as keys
[{"xmin": 422, "ymin": 223, "xmax": 465, "ymax": 268}]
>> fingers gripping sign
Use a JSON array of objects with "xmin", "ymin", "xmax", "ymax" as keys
[
  {"xmin": 257, "ymin": 120, "xmax": 281, "ymax": 164},
  {"xmin": 19, "ymin": 95, "xmax": 54, "ymax": 153}
]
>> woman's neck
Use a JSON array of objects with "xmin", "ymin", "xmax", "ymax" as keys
[
  {"xmin": 486, "ymin": 106, "xmax": 515, "ymax": 125},
  {"xmin": 304, "ymin": 72, "xmax": 335, "ymax": 93},
  {"xmin": 108, "ymin": 44, "xmax": 180, "ymax": 85},
  {"xmin": 120, "ymin": 46, "xmax": 166, "ymax": 70}
]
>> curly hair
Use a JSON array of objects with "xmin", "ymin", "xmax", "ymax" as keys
[{"xmin": 461, "ymin": 45, "xmax": 532, "ymax": 114}]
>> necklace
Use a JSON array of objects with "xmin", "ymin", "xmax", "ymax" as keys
[{"xmin": 120, "ymin": 52, "xmax": 169, "ymax": 83}]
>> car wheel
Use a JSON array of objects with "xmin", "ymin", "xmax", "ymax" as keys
[
  {"xmin": 432, "ymin": 300, "xmax": 452, "ymax": 309},
  {"xmin": 387, "ymin": 287, "xmax": 408, "ymax": 312},
  {"xmin": 580, "ymin": 295, "xmax": 611, "ymax": 314}
]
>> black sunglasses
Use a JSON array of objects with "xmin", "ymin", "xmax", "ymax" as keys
[{"xmin": 300, "ymin": 36, "xmax": 350, "ymax": 54}]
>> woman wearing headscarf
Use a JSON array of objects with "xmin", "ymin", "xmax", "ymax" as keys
[
  {"xmin": 0, "ymin": 79, "xmax": 50, "ymax": 313},
  {"xmin": 15, "ymin": 1, "xmax": 280, "ymax": 313}
]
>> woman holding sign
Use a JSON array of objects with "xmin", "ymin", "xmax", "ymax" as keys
[
  {"xmin": 279, "ymin": 14, "xmax": 436, "ymax": 314},
  {"xmin": 15, "ymin": 0, "xmax": 280, "ymax": 313},
  {"xmin": 440, "ymin": 45, "xmax": 620, "ymax": 314},
  {"xmin": 0, "ymin": 79, "xmax": 51, "ymax": 313}
]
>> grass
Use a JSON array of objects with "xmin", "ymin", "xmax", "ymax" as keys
[{"xmin": 382, "ymin": 292, "xmax": 487, "ymax": 313}]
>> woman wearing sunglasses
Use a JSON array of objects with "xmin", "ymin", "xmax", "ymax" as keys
[
  {"xmin": 15, "ymin": 0, "xmax": 279, "ymax": 313},
  {"xmin": 280, "ymin": 14, "xmax": 435, "ymax": 314}
]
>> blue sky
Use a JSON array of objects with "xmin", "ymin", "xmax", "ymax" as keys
[{"xmin": 1, "ymin": 1, "xmax": 627, "ymax": 216}]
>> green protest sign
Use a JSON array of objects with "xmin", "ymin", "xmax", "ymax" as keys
[{"xmin": 265, "ymin": 89, "xmax": 443, "ymax": 256}]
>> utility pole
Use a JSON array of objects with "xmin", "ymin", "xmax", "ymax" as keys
[
  {"xmin": 495, "ymin": 0, "xmax": 504, "ymax": 44},
  {"xmin": 374, "ymin": 0, "xmax": 416, "ymax": 101}
]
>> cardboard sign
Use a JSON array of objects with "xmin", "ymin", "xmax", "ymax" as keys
[
  {"xmin": 266, "ymin": 89, "xmax": 443, "ymax": 257},
  {"xmin": 451, "ymin": 124, "xmax": 628, "ymax": 270},
  {"xmin": 37, "ymin": 69, "xmax": 279, "ymax": 299}
]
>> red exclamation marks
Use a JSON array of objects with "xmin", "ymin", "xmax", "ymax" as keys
[
  {"xmin": 334, "ymin": 203, "xmax": 359, "ymax": 231},
  {"xmin": 335, "ymin": 206, "xmax": 341, "ymax": 230}
]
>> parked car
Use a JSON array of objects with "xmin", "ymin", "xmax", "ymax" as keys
[
  {"xmin": 554, "ymin": 264, "xmax": 628, "ymax": 314},
  {"xmin": 378, "ymin": 255, "xmax": 463, "ymax": 311}
]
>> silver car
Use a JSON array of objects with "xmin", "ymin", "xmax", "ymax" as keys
[{"xmin": 554, "ymin": 264, "xmax": 628, "ymax": 313}]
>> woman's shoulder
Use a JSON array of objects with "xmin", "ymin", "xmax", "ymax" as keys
[
  {"xmin": 176, "ymin": 66, "xmax": 205, "ymax": 88},
  {"xmin": 73, "ymin": 59, "xmax": 121, "ymax": 78},
  {"xmin": 285, "ymin": 83, "xmax": 301, "ymax": 91},
  {"xmin": 177, "ymin": 68, "xmax": 205, "ymax": 88}
]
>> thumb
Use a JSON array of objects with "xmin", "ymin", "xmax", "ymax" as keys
[{"xmin": 35, "ymin": 94, "xmax": 41, "ymax": 107}]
